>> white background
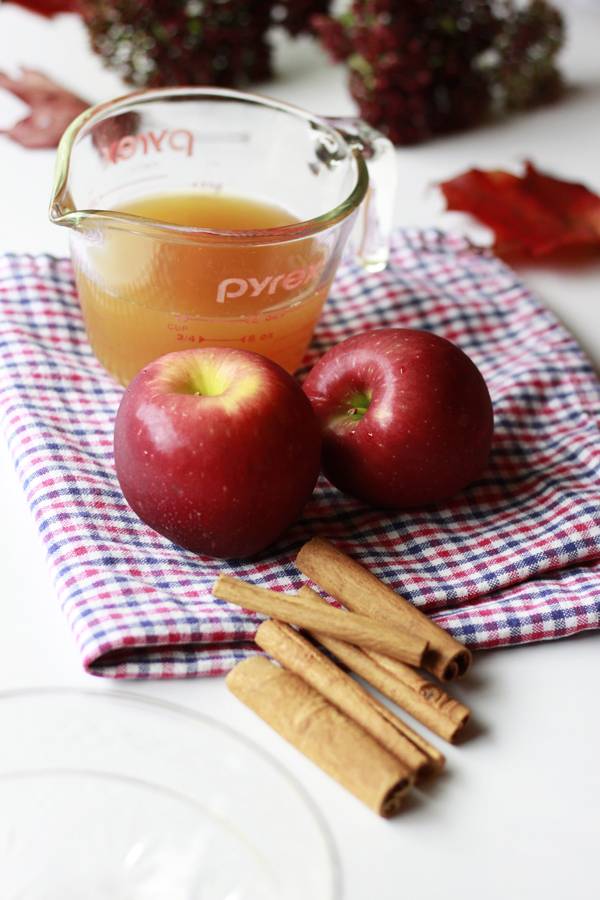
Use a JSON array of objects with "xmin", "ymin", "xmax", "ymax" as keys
[{"xmin": 1, "ymin": 2, "xmax": 599, "ymax": 898}]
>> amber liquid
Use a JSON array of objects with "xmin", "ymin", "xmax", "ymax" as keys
[{"xmin": 71, "ymin": 192, "xmax": 332, "ymax": 386}]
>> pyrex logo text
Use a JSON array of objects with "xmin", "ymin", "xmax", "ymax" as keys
[{"xmin": 217, "ymin": 264, "xmax": 323, "ymax": 303}]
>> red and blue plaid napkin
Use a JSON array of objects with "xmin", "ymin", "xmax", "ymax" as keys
[{"xmin": 1, "ymin": 229, "xmax": 599, "ymax": 678}]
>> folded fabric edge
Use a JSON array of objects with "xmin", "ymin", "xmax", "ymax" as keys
[
  {"xmin": 433, "ymin": 557, "xmax": 600, "ymax": 649},
  {"xmin": 86, "ymin": 640, "xmax": 265, "ymax": 678},
  {"xmin": 85, "ymin": 616, "xmax": 600, "ymax": 679},
  {"xmin": 83, "ymin": 554, "xmax": 600, "ymax": 679}
]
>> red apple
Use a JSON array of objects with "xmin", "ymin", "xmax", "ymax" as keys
[
  {"xmin": 113, "ymin": 347, "xmax": 321, "ymax": 559},
  {"xmin": 302, "ymin": 328, "xmax": 494, "ymax": 509}
]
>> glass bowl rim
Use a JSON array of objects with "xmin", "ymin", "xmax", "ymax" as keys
[{"xmin": 0, "ymin": 686, "xmax": 342, "ymax": 900}]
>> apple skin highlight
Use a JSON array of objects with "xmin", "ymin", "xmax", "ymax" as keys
[
  {"xmin": 113, "ymin": 347, "xmax": 322, "ymax": 559},
  {"xmin": 302, "ymin": 328, "xmax": 494, "ymax": 509}
]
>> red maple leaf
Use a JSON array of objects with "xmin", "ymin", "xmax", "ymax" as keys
[
  {"xmin": 4, "ymin": 0, "xmax": 78, "ymax": 16},
  {"xmin": 0, "ymin": 69, "xmax": 89, "ymax": 149},
  {"xmin": 440, "ymin": 162, "xmax": 600, "ymax": 260}
]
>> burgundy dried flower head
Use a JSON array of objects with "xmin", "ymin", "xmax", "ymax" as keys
[
  {"xmin": 314, "ymin": 0, "xmax": 564, "ymax": 145},
  {"xmin": 273, "ymin": 0, "xmax": 332, "ymax": 37},
  {"xmin": 77, "ymin": 0, "xmax": 332, "ymax": 89}
]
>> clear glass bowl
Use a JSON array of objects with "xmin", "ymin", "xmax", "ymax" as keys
[{"xmin": 0, "ymin": 689, "xmax": 340, "ymax": 900}]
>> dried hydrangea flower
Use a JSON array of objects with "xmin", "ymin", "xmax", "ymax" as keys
[
  {"xmin": 78, "ymin": 0, "xmax": 331, "ymax": 88},
  {"xmin": 313, "ymin": 0, "xmax": 564, "ymax": 145}
]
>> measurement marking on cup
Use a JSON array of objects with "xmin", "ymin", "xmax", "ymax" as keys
[
  {"xmin": 172, "ymin": 304, "xmax": 301, "ymax": 326},
  {"xmin": 175, "ymin": 333, "xmax": 276, "ymax": 344},
  {"xmin": 239, "ymin": 333, "xmax": 275, "ymax": 344},
  {"xmin": 273, "ymin": 323, "xmax": 315, "ymax": 342}
]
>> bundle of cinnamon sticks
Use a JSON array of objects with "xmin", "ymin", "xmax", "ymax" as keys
[{"xmin": 214, "ymin": 536, "xmax": 473, "ymax": 818}]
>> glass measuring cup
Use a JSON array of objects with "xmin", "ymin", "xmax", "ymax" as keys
[{"xmin": 50, "ymin": 87, "xmax": 396, "ymax": 386}]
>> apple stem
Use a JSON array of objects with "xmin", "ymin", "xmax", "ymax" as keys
[{"xmin": 347, "ymin": 406, "xmax": 369, "ymax": 417}]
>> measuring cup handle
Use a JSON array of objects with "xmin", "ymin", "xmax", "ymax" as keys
[{"xmin": 325, "ymin": 117, "xmax": 397, "ymax": 272}]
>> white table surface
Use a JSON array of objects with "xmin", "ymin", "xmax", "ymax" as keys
[{"xmin": 1, "ymin": 3, "xmax": 599, "ymax": 898}]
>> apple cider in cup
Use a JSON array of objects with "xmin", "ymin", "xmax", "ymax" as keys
[
  {"xmin": 51, "ymin": 88, "xmax": 396, "ymax": 387},
  {"xmin": 72, "ymin": 191, "xmax": 332, "ymax": 387}
]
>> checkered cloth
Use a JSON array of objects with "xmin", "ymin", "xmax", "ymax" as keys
[{"xmin": 1, "ymin": 230, "xmax": 599, "ymax": 678}]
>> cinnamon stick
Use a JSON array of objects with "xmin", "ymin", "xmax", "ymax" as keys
[
  {"xmin": 226, "ymin": 655, "xmax": 413, "ymax": 817},
  {"xmin": 297, "ymin": 585, "xmax": 470, "ymax": 743},
  {"xmin": 256, "ymin": 618, "xmax": 444, "ymax": 778},
  {"xmin": 296, "ymin": 537, "xmax": 472, "ymax": 682},
  {"xmin": 212, "ymin": 574, "xmax": 428, "ymax": 668},
  {"xmin": 365, "ymin": 649, "xmax": 471, "ymax": 740}
]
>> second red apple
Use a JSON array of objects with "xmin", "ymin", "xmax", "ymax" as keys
[{"xmin": 302, "ymin": 328, "xmax": 494, "ymax": 509}]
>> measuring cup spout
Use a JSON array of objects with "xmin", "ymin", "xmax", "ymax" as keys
[
  {"xmin": 48, "ymin": 104, "xmax": 94, "ymax": 229},
  {"xmin": 49, "ymin": 175, "xmax": 76, "ymax": 227},
  {"xmin": 49, "ymin": 200, "xmax": 78, "ymax": 228}
]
